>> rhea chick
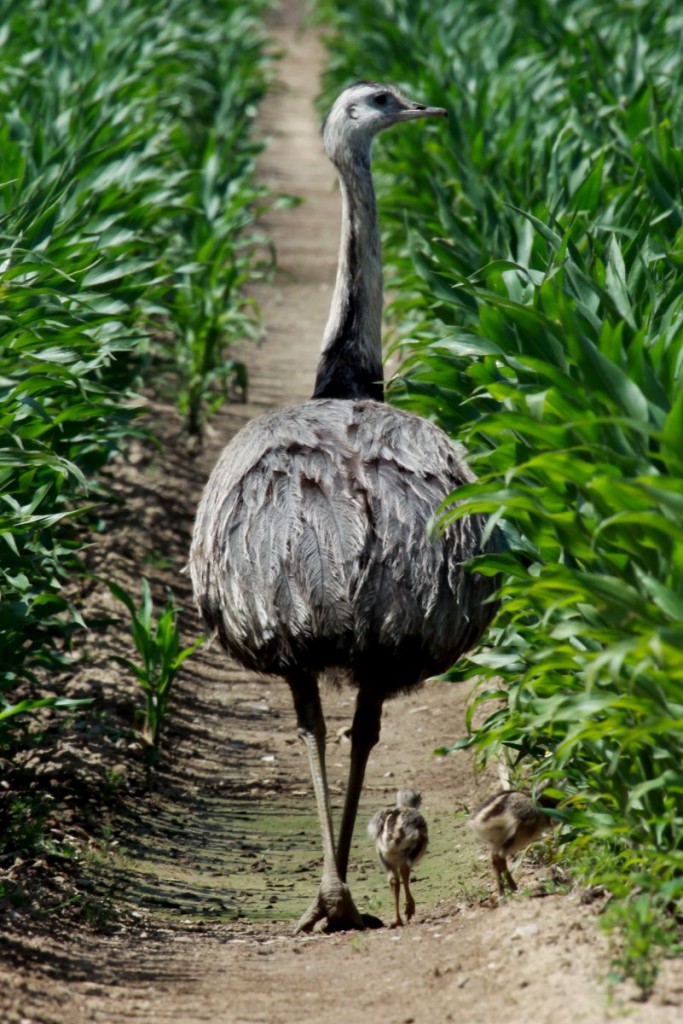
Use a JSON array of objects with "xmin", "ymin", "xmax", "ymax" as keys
[
  {"xmin": 470, "ymin": 788, "xmax": 560, "ymax": 896},
  {"xmin": 368, "ymin": 790, "xmax": 429, "ymax": 926}
]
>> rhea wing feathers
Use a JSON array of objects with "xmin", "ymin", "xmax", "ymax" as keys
[{"xmin": 189, "ymin": 398, "xmax": 498, "ymax": 692}]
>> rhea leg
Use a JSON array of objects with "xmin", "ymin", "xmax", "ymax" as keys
[
  {"xmin": 492, "ymin": 852, "xmax": 517, "ymax": 895},
  {"xmin": 400, "ymin": 863, "xmax": 416, "ymax": 922},
  {"xmin": 389, "ymin": 871, "xmax": 402, "ymax": 927},
  {"xmin": 336, "ymin": 688, "xmax": 383, "ymax": 882},
  {"xmin": 288, "ymin": 674, "xmax": 363, "ymax": 934}
]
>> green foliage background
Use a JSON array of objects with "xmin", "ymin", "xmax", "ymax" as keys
[
  {"xmin": 316, "ymin": 0, "xmax": 683, "ymax": 988},
  {"xmin": 0, "ymin": 0, "xmax": 272, "ymax": 730}
]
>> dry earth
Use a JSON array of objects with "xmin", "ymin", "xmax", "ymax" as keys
[{"xmin": 2, "ymin": 3, "xmax": 682, "ymax": 1022}]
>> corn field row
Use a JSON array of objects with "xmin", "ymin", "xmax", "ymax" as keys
[
  {"xmin": 317, "ymin": 0, "xmax": 683, "ymax": 992},
  {"xmin": 0, "ymin": 0, "xmax": 274, "ymax": 733}
]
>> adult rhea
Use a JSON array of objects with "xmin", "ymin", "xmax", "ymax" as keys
[{"xmin": 190, "ymin": 82, "xmax": 499, "ymax": 933}]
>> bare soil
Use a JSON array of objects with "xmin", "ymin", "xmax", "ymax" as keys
[{"xmin": 2, "ymin": 3, "xmax": 682, "ymax": 1022}]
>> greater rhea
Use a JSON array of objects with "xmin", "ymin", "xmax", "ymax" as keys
[
  {"xmin": 368, "ymin": 790, "xmax": 429, "ymax": 927},
  {"xmin": 470, "ymin": 788, "xmax": 560, "ymax": 896},
  {"xmin": 190, "ymin": 81, "xmax": 500, "ymax": 933}
]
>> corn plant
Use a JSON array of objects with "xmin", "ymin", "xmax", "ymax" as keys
[
  {"xmin": 316, "ymin": 0, "xmax": 683, "ymax": 990},
  {"xmin": 135, "ymin": 1, "xmax": 278, "ymax": 436},
  {"xmin": 107, "ymin": 579, "xmax": 202, "ymax": 751}
]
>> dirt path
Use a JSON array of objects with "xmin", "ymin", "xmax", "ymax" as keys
[{"xmin": 2, "ymin": 3, "xmax": 682, "ymax": 1023}]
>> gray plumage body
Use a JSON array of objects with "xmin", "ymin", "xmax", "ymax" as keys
[
  {"xmin": 191, "ymin": 398, "xmax": 494, "ymax": 696},
  {"xmin": 189, "ymin": 81, "xmax": 500, "ymax": 934}
]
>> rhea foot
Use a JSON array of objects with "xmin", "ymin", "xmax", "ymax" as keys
[{"xmin": 294, "ymin": 879, "xmax": 366, "ymax": 934}]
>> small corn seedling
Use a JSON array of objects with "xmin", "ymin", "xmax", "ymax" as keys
[{"xmin": 107, "ymin": 578, "xmax": 202, "ymax": 752}]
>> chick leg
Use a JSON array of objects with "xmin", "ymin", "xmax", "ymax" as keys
[
  {"xmin": 401, "ymin": 863, "xmax": 416, "ymax": 922},
  {"xmin": 492, "ymin": 852, "xmax": 517, "ymax": 895},
  {"xmin": 389, "ymin": 871, "xmax": 403, "ymax": 927}
]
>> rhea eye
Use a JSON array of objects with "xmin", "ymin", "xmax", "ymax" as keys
[{"xmin": 374, "ymin": 93, "xmax": 389, "ymax": 106}]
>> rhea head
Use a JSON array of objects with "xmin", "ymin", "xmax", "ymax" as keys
[{"xmin": 322, "ymin": 81, "xmax": 447, "ymax": 169}]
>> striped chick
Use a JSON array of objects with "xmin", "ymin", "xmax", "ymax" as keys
[
  {"xmin": 368, "ymin": 790, "xmax": 429, "ymax": 927},
  {"xmin": 469, "ymin": 788, "xmax": 560, "ymax": 896}
]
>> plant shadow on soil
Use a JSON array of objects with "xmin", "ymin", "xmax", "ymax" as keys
[{"xmin": 98, "ymin": 742, "xmax": 485, "ymax": 929}]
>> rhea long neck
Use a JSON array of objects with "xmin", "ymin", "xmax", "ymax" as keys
[{"xmin": 312, "ymin": 151, "xmax": 384, "ymax": 402}]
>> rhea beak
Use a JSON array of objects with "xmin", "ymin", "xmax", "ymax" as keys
[{"xmin": 397, "ymin": 103, "xmax": 448, "ymax": 121}]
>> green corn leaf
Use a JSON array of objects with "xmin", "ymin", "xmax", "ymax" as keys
[{"xmin": 605, "ymin": 236, "xmax": 637, "ymax": 330}]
